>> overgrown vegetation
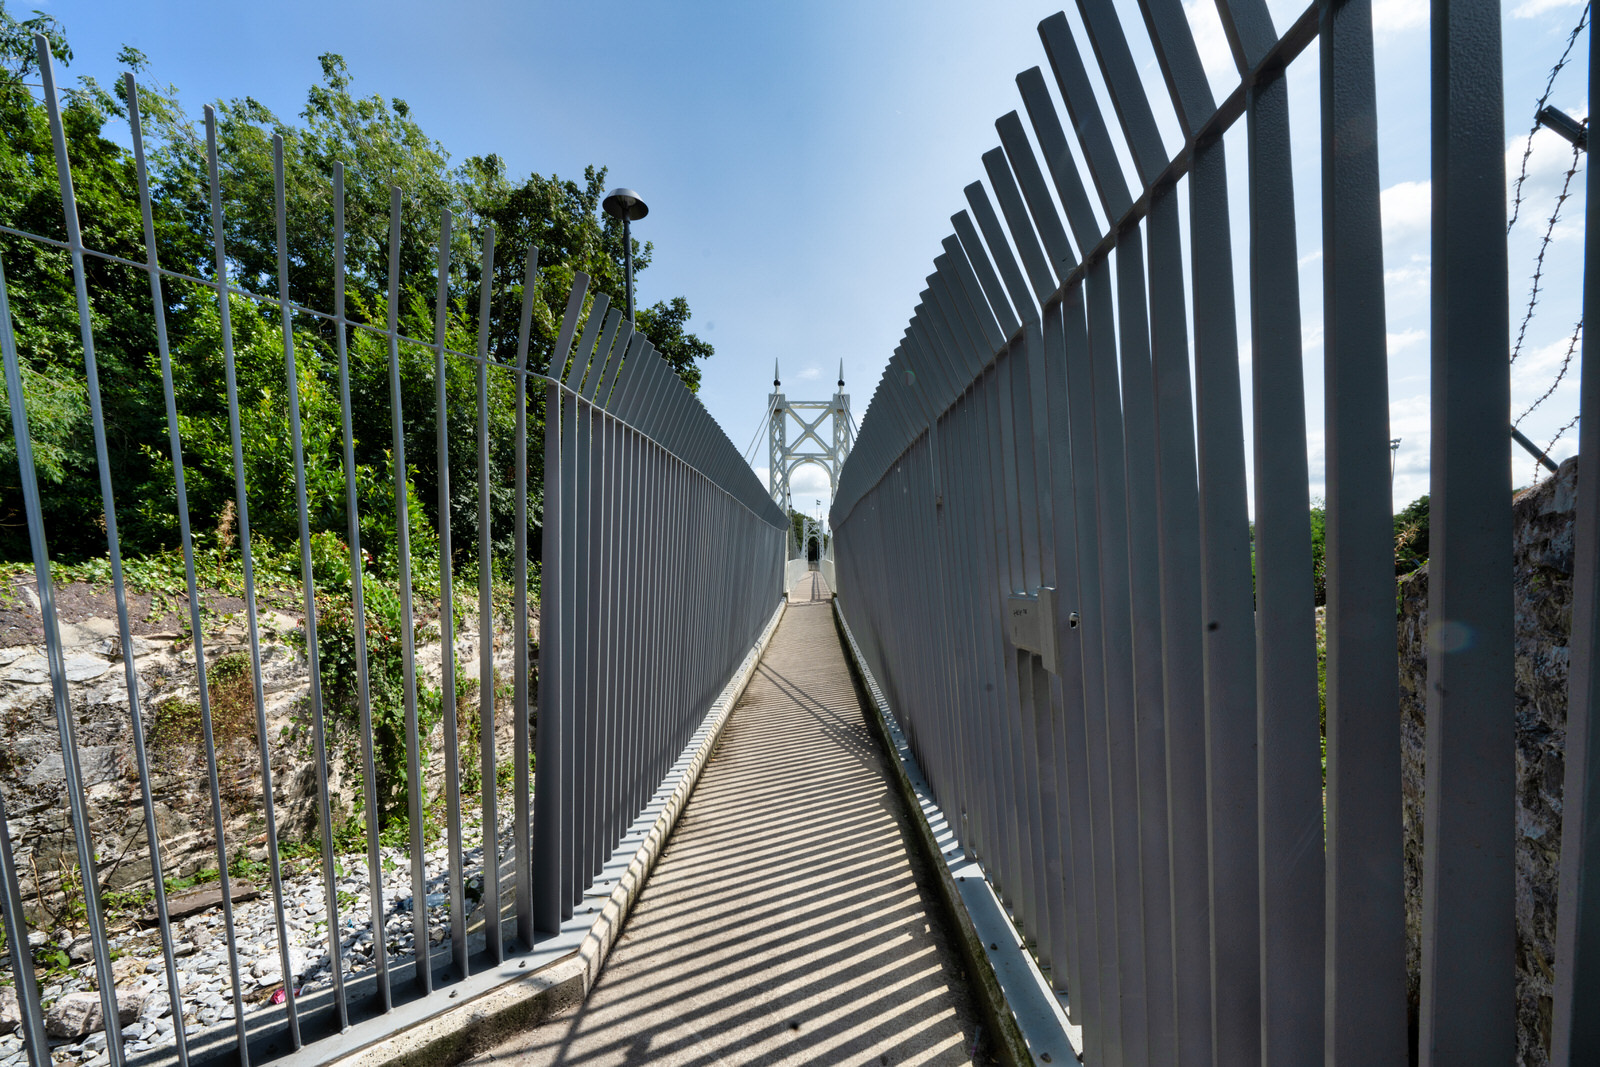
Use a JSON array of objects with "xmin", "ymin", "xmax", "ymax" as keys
[
  {"xmin": 0, "ymin": 1, "xmax": 673, "ymax": 857},
  {"xmin": 1303, "ymin": 492, "xmax": 1431, "ymax": 607},
  {"xmin": 0, "ymin": 0, "xmax": 713, "ymax": 566}
]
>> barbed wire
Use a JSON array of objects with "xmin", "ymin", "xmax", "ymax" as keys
[
  {"xmin": 1511, "ymin": 136, "xmax": 1585, "ymax": 366},
  {"xmin": 1511, "ymin": 3, "xmax": 1590, "ymax": 485},
  {"xmin": 1540, "ymin": 410, "xmax": 1582, "ymax": 483},
  {"xmin": 1516, "ymin": 318, "xmax": 1583, "ymax": 429},
  {"xmin": 1508, "ymin": 1, "xmax": 1590, "ymax": 236}
]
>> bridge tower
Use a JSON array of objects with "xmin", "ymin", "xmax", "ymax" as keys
[{"xmin": 767, "ymin": 360, "xmax": 853, "ymax": 512}]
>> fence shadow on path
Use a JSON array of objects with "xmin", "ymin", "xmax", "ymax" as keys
[{"xmin": 467, "ymin": 598, "xmax": 993, "ymax": 1066}]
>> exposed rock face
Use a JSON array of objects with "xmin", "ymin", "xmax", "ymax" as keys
[
  {"xmin": 0, "ymin": 594, "xmax": 533, "ymax": 923},
  {"xmin": 42, "ymin": 986, "xmax": 143, "ymax": 1037},
  {"xmin": 1398, "ymin": 455, "xmax": 1576, "ymax": 1067}
]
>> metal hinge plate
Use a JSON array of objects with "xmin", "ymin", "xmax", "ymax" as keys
[{"xmin": 1006, "ymin": 586, "xmax": 1060, "ymax": 675}]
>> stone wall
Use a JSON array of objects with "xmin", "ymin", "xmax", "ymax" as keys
[
  {"xmin": 1399, "ymin": 455, "xmax": 1576, "ymax": 1067},
  {"xmin": 0, "ymin": 593, "xmax": 533, "ymax": 925}
]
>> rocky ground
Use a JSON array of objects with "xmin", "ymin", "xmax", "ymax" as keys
[
  {"xmin": 0, "ymin": 817, "xmax": 513, "ymax": 1067},
  {"xmin": 0, "ymin": 567, "xmax": 537, "ymax": 1067}
]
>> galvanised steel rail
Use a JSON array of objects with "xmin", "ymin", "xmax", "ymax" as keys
[
  {"xmin": 0, "ymin": 37, "xmax": 783, "ymax": 1067},
  {"xmin": 832, "ymin": 1, "xmax": 1600, "ymax": 1064}
]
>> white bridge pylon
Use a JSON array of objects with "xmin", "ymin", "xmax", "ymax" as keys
[{"xmin": 768, "ymin": 360, "xmax": 853, "ymax": 510}]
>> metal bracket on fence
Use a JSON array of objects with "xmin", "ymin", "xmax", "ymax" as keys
[
  {"xmin": 1536, "ymin": 105, "xmax": 1588, "ymax": 152},
  {"xmin": 1511, "ymin": 424, "xmax": 1561, "ymax": 473},
  {"xmin": 1005, "ymin": 587, "xmax": 1059, "ymax": 675}
]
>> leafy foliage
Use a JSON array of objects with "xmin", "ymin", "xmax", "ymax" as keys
[
  {"xmin": 0, "ymin": 1, "xmax": 703, "ymax": 834},
  {"xmin": 1394, "ymin": 494, "xmax": 1430, "ymax": 575},
  {"xmin": 0, "ymin": 1, "xmax": 714, "ymax": 567}
]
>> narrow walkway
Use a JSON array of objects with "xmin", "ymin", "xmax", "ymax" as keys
[{"xmin": 470, "ymin": 574, "xmax": 988, "ymax": 1065}]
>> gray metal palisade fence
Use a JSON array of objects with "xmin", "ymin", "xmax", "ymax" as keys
[
  {"xmin": 0, "ymin": 35, "xmax": 785, "ymax": 1067},
  {"xmin": 830, "ymin": 0, "xmax": 1600, "ymax": 1064}
]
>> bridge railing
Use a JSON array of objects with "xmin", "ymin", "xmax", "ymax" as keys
[
  {"xmin": 0, "ymin": 37, "xmax": 783, "ymax": 1067},
  {"xmin": 831, "ymin": 2, "xmax": 1600, "ymax": 1063},
  {"xmin": 535, "ymin": 273, "xmax": 787, "ymax": 935},
  {"xmin": 784, "ymin": 557, "xmax": 811, "ymax": 595}
]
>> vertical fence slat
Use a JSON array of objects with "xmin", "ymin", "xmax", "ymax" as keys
[
  {"xmin": 1242, "ymin": 65, "xmax": 1324, "ymax": 1067},
  {"xmin": 514, "ymin": 244, "xmax": 540, "ymax": 945},
  {"xmin": 0, "ymin": 248, "xmax": 66, "ymax": 1067},
  {"xmin": 1145, "ymin": 183, "xmax": 1213, "ymax": 1067},
  {"xmin": 1320, "ymin": 0, "xmax": 1405, "ymax": 1061},
  {"xmin": 1553, "ymin": 0, "xmax": 1600, "ymax": 1056},
  {"xmin": 204, "ymin": 101, "xmax": 283, "ymax": 1058},
  {"xmin": 125, "ymin": 72, "xmax": 196, "ymax": 1062},
  {"xmin": 1188, "ymin": 134, "xmax": 1261, "ymax": 1067},
  {"xmin": 1112, "ymin": 225, "xmax": 1177, "ymax": 1067},
  {"xmin": 273, "ymin": 133, "xmax": 350, "ymax": 1026},
  {"xmin": 380, "ymin": 184, "xmax": 431, "ymax": 999},
  {"xmin": 430, "ymin": 207, "xmax": 470, "ymax": 981},
  {"xmin": 475, "ymin": 224, "xmax": 502, "ymax": 965},
  {"xmin": 1419, "ymin": 0, "xmax": 1514, "ymax": 1061},
  {"xmin": 38, "ymin": 38, "xmax": 143, "ymax": 1063},
  {"xmin": 331, "ymin": 161, "xmax": 393, "ymax": 1010}
]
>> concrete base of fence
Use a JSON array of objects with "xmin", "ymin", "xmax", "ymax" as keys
[
  {"xmin": 832, "ymin": 601, "xmax": 1084, "ymax": 1067},
  {"xmin": 314, "ymin": 598, "xmax": 789, "ymax": 1067}
]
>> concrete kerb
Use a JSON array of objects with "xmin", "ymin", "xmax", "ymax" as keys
[
  {"xmin": 325, "ymin": 597, "xmax": 789, "ymax": 1067},
  {"xmin": 832, "ymin": 599, "xmax": 1084, "ymax": 1067}
]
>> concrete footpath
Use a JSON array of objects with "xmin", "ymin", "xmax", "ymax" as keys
[{"xmin": 468, "ymin": 573, "xmax": 992, "ymax": 1066}]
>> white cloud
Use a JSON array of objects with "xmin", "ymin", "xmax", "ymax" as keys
[
  {"xmin": 1387, "ymin": 393, "xmax": 1432, "ymax": 507},
  {"xmin": 1388, "ymin": 392, "xmax": 1432, "ymax": 437},
  {"xmin": 799, "ymin": 367, "xmax": 822, "ymax": 380},
  {"xmin": 1182, "ymin": 0, "xmax": 1237, "ymax": 92},
  {"xmin": 1373, "ymin": 0, "xmax": 1428, "ymax": 33},
  {"xmin": 787, "ymin": 462, "xmax": 835, "ymax": 515},
  {"xmin": 1383, "ymin": 255, "xmax": 1432, "ymax": 304},
  {"xmin": 1507, "ymin": 120, "xmax": 1588, "ymax": 221},
  {"xmin": 1511, "ymin": 0, "xmax": 1584, "ymax": 18},
  {"xmin": 1381, "ymin": 180, "xmax": 1431, "ymax": 242},
  {"xmin": 1387, "ymin": 328, "xmax": 1427, "ymax": 354},
  {"xmin": 1513, "ymin": 332, "xmax": 1581, "ymax": 378}
]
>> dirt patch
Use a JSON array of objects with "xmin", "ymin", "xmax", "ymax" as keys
[{"xmin": 0, "ymin": 575, "xmax": 270, "ymax": 647}]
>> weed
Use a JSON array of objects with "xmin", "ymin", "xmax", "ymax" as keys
[{"xmin": 31, "ymin": 946, "xmax": 70, "ymax": 978}]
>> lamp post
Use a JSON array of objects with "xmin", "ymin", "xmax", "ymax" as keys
[{"xmin": 601, "ymin": 188, "xmax": 648, "ymax": 323}]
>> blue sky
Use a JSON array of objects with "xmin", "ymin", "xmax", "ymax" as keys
[{"xmin": 35, "ymin": 0, "xmax": 1593, "ymax": 518}]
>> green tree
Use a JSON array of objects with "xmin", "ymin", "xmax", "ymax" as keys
[
  {"xmin": 1394, "ymin": 494, "xmax": 1429, "ymax": 575},
  {"xmin": 637, "ymin": 296, "xmax": 714, "ymax": 392},
  {"xmin": 0, "ymin": 3, "xmax": 714, "ymax": 564},
  {"xmin": 0, "ymin": 3, "xmax": 180, "ymax": 557}
]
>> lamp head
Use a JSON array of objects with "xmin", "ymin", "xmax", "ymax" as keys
[{"xmin": 602, "ymin": 188, "xmax": 649, "ymax": 222}]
